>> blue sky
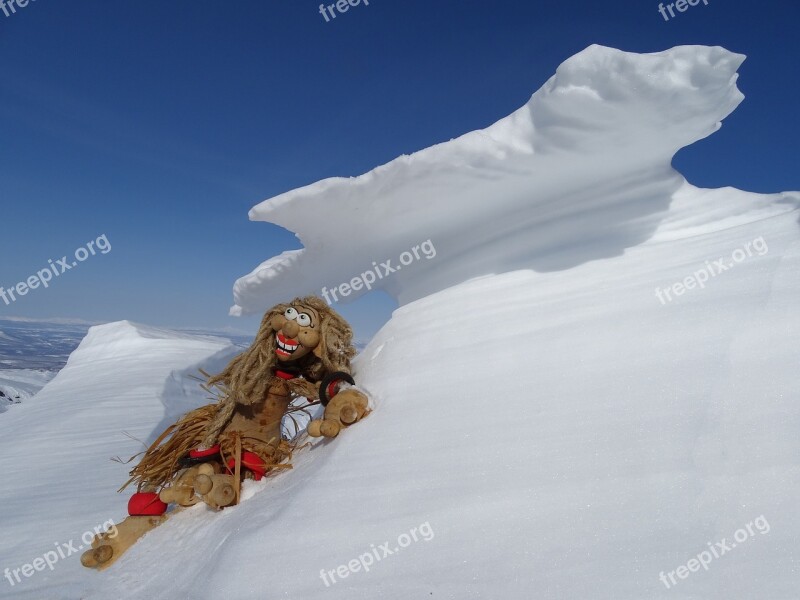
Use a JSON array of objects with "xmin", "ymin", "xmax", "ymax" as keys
[{"xmin": 0, "ymin": 0, "xmax": 797, "ymax": 341}]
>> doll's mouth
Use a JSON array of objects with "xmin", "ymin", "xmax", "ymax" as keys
[{"xmin": 276, "ymin": 333, "xmax": 300, "ymax": 357}]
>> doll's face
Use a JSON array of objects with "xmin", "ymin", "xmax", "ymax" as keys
[{"xmin": 270, "ymin": 304, "xmax": 321, "ymax": 362}]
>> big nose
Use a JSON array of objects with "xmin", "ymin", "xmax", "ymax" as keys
[{"xmin": 282, "ymin": 320, "xmax": 299, "ymax": 338}]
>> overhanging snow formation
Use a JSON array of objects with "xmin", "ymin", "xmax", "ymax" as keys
[{"xmin": 230, "ymin": 45, "xmax": 747, "ymax": 315}]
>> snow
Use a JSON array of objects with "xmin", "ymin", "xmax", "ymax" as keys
[
  {"xmin": 229, "ymin": 44, "xmax": 779, "ymax": 315},
  {"xmin": 0, "ymin": 369, "xmax": 54, "ymax": 411},
  {"xmin": 0, "ymin": 322, "xmax": 239, "ymax": 599},
  {"xmin": 0, "ymin": 43, "xmax": 799, "ymax": 599}
]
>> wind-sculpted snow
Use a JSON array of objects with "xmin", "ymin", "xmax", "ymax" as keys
[{"xmin": 231, "ymin": 44, "xmax": 759, "ymax": 315}]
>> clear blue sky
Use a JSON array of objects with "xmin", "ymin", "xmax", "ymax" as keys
[{"xmin": 1, "ymin": 0, "xmax": 797, "ymax": 340}]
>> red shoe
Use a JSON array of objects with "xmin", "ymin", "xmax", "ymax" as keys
[{"xmin": 128, "ymin": 492, "xmax": 168, "ymax": 516}]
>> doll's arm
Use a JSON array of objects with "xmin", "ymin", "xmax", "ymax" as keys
[{"xmin": 308, "ymin": 372, "xmax": 368, "ymax": 438}]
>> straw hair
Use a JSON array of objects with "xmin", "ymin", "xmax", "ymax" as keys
[{"xmin": 120, "ymin": 403, "xmax": 218, "ymax": 492}]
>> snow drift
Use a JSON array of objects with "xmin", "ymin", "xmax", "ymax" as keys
[{"xmin": 0, "ymin": 44, "xmax": 798, "ymax": 599}]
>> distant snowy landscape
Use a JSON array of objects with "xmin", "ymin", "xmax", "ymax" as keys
[
  {"xmin": 0, "ymin": 44, "xmax": 798, "ymax": 600},
  {"xmin": 0, "ymin": 319, "xmax": 253, "ymax": 415},
  {"xmin": 0, "ymin": 319, "xmax": 92, "ymax": 371},
  {"xmin": 0, "ymin": 369, "xmax": 54, "ymax": 412},
  {"xmin": 0, "ymin": 320, "xmax": 92, "ymax": 413}
]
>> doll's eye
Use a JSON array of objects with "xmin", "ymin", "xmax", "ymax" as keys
[
  {"xmin": 296, "ymin": 313, "xmax": 312, "ymax": 327},
  {"xmin": 284, "ymin": 307, "xmax": 298, "ymax": 320}
]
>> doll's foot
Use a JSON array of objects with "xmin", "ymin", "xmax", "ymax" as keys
[
  {"xmin": 80, "ymin": 515, "xmax": 166, "ymax": 570},
  {"xmin": 193, "ymin": 473, "xmax": 236, "ymax": 509}
]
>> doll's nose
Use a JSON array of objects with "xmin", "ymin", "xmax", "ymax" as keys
[{"xmin": 282, "ymin": 320, "xmax": 299, "ymax": 337}]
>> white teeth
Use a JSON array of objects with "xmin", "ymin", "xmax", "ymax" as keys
[{"xmin": 277, "ymin": 337, "xmax": 298, "ymax": 352}]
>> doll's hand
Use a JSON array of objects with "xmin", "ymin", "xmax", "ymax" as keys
[{"xmin": 307, "ymin": 389, "xmax": 368, "ymax": 438}]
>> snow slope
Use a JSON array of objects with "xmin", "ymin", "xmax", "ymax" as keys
[
  {"xmin": 0, "ymin": 322, "xmax": 239, "ymax": 600},
  {"xmin": 0, "ymin": 44, "xmax": 798, "ymax": 599}
]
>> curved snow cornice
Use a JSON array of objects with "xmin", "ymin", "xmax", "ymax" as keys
[{"xmin": 230, "ymin": 44, "xmax": 795, "ymax": 316}]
